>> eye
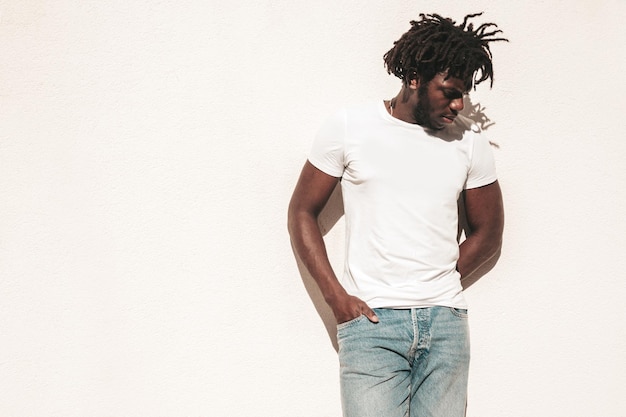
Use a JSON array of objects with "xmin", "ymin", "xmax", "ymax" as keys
[{"xmin": 443, "ymin": 90, "xmax": 465, "ymax": 100}]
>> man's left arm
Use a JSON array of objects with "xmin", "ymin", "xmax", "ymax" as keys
[{"xmin": 458, "ymin": 180, "xmax": 504, "ymax": 289}]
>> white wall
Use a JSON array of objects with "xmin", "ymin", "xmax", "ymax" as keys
[{"xmin": 1, "ymin": 1, "xmax": 625, "ymax": 416}]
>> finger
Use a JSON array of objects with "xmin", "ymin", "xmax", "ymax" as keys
[{"xmin": 364, "ymin": 308, "xmax": 379, "ymax": 323}]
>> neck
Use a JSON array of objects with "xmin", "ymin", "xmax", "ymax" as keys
[{"xmin": 389, "ymin": 87, "xmax": 418, "ymax": 124}]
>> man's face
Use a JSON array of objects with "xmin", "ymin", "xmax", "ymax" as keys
[{"xmin": 412, "ymin": 73, "xmax": 467, "ymax": 130}]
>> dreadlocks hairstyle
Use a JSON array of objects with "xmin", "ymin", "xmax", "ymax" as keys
[{"xmin": 383, "ymin": 13, "xmax": 508, "ymax": 89}]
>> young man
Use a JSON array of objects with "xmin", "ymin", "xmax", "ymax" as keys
[{"xmin": 288, "ymin": 13, "xmax": 506, "ymax": 417}]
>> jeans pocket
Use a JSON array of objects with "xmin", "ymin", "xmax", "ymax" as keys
[
  {"xmin": 449, "ymin": 307, "xmax": 469, "ymax": 318},
  {"xmin": 336, "ymin": 314, "xmax": 367, "ymax": 331}
]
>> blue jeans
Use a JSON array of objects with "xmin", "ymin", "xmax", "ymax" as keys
[{"xmin": 337, "ymin": 307, "xmax": 470, "ymax": 417}]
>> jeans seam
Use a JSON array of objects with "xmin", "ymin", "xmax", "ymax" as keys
[{"xmin": 449, "ymin": 307, "xmax": 469, "ymax": 318}]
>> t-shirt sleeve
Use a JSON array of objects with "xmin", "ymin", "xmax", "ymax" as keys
[
  {"xmin": 465, "ymin": 132, "xmax": 498, "ymax": 189},
  {"xmin": 307, "ymin": 108, "xmax": 346, "ymax": 178}
]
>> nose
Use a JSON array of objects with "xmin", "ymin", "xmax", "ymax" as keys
[{"xmin": 450, "ymin": 97, "xmax": 464, "ymax": 113}]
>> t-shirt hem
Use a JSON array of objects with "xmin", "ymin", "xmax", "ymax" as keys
[
  {"xmin": 465, "ymin": 176, "xmax": 498, "ymax": 190},
  {"xmin": 307, "ymin": 157, "xmax": 343, "ymax": 178},
  {"xmin": 369, "ymin": 301, "xmax": 469, "ymax": 310}
]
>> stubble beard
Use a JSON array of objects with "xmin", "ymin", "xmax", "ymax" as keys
[{"xmin": 412, "ymin": 84, "xmax": 441, "ymax": 130}]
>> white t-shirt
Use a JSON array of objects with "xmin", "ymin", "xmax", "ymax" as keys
[{"xmin": 308, "ymin": 100, "xmax": 497, "ymax": 309}]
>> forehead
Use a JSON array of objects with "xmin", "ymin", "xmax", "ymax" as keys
[{"xmin": 430, "ymin": 72, "xmax": 469, "ymax": 93}]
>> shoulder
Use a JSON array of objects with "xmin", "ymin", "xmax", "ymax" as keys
[
  {"xmin": 343, "ymin": 100, "xmax": 382, "ymax": 118},
  {"xmin": 318, "ymin": 101, "xmax": 382, "ymax": 134},
  {"xmin": 340, "ymin": 101, "xmax": 387, "ymax": 133}
]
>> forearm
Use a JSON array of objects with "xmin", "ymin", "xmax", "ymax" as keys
[
  {"xmin": 288, "ymin": 211, "xmax": 347, "ymax": 303},
  {"xmin": 458, "ymin": 231, "xmax": 502, "ymax": 289}
]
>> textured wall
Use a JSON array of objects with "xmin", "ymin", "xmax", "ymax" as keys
[{"xmin": 1, "ymin": 1, "xmax": 625, "ymax": 416}]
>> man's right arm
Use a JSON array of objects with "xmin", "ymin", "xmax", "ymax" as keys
[{"xmin": 288, "ymin": 161, "xmax": 378, "ymax": 324}]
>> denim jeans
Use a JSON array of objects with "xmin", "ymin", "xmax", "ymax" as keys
[{"xmin": 337, "ymin": 307, "xmax": 470, "ymax": 417}]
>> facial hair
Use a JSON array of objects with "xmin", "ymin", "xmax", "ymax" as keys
[{"xmin": 412, "ymin": 83, "xmax": 441, "ymax": 130}]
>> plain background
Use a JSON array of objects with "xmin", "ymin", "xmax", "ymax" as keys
[{"xmin": 1, "ymin": 1, "xmax": 625, "ymax": 416}]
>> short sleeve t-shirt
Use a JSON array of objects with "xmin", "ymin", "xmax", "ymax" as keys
[{"xmin": 308, "ymin": 100, "xmax": 497, "ymax": 309}]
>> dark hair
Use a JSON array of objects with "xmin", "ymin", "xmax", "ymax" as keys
[{"xmin": 383, "ymin": 13, "xmax": 508, "ymax": 89}]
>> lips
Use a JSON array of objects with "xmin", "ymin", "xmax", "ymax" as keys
[{"xmin": 441, "ymin": 115, "xmax": 456, "ymax": 123}]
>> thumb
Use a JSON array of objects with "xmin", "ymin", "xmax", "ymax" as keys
[{"xmin": 364, "ymin": 308, "xmax": 379, "ymax": 323}]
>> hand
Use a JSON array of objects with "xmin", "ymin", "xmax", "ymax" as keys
[{"xmin": 327, "ymin": 293, "xmax": 379, "ymax": 324}]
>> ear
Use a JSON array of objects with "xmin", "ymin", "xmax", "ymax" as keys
[{"xmin": 403, "ymin": 69, "xmax": 421, "ymax": 89}]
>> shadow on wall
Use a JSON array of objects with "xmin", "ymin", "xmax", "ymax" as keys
[{"xmin": 292, "ymin": 96, "xmax": 501, "ymax": 352}]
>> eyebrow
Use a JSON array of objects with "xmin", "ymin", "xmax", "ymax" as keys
[{"xmin": 442, "ymin": 88, "xmax": 465, "ymax": 97}]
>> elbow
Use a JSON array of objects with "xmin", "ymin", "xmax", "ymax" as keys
[
  {"xmin": 485, "ymin": 225, "xmax": 504, "ymax": 259},
  {"xmin": 488, "ymin": 235, "xmax": 503, "ymax": 259},
  {"xmin": 287, "ymin": 203, "xmax": 298, "ymax": 239},
  {"xmin": 485, "ymin": 211, "xmax": 504, "ymax": 257},
  {"xmin": 469, "ymin": 225, "xmax": 503, "ymax": 260},
  {"xmin": 287, "ymin": 201, "xmax": 311, "ymax": 240}
]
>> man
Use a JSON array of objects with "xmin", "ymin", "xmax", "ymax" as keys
[{"xmin": 288, "ymin": 13, "xmax": 506, "ymax": 417}]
